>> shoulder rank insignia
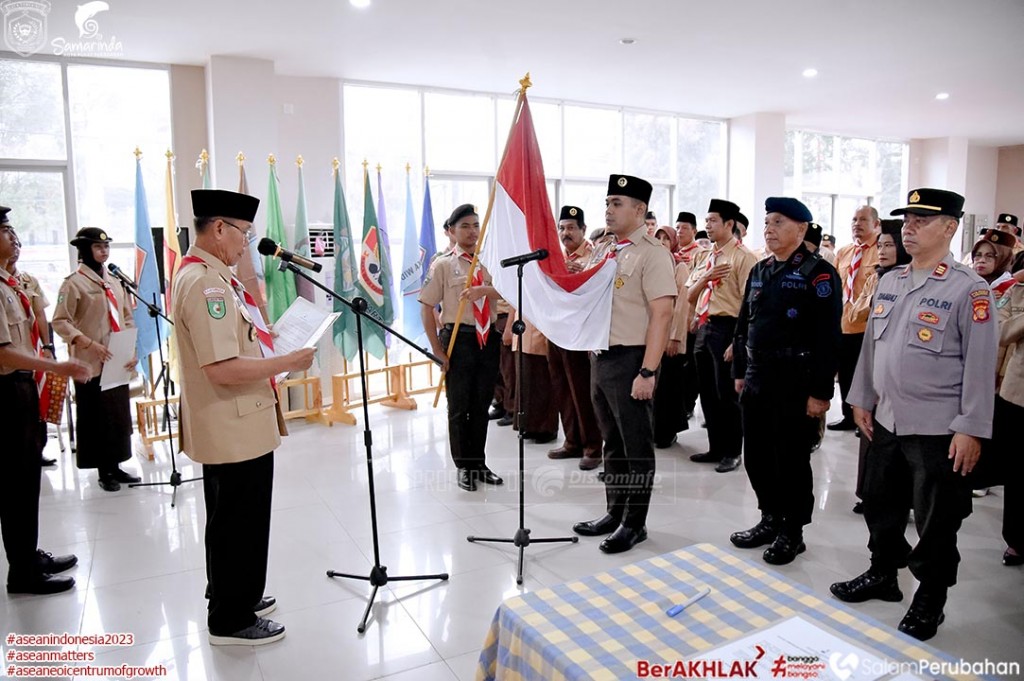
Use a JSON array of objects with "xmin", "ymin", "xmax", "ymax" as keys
[{"xmin": 933, "ymin": 263, "xmax": 948, "ymax": 277}]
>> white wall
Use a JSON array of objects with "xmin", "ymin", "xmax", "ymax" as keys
[
  {"xmin": 996, "ymin": 145, "xmax": 1024, "ymax": 221},
  {"xmin": 169, "ymin": 64, "xmax": 208, "ymax": 227},
  {"xmin": 965, "ymin": 145, "xmax": 999, "ymax": 224}
]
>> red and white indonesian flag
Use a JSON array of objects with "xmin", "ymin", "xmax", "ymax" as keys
[{"xmin": 479, "ymin": 94, "xmax": 616, "ymax": 350}]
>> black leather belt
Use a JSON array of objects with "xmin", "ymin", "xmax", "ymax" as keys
[{"xmin": 442, "ymin": 323, "xmax": 480, "ymax": 334}]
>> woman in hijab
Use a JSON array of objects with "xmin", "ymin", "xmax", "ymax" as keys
[
  {"xmin": 971, "ymin": 229, "xmax": 1016, "ymax": 298},
  {"xmin": 52, "ymin": 228, "xmax": 138, "ymax": 492}
]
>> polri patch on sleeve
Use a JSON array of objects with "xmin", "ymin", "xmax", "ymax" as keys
[
  {"xmin": 972, "ymin": 297, "xmax": 990, "ymax": 323},
  {"xmin": 207, "ymin": 297, "xmax": 226, "ymax": 319},
  {"xmin": 813, "ymin": 273, "xmax": 832, "ymax": 298},
  {"xmin": 970, "ymin": 289, "xmax": 989, "ymax": 299}
]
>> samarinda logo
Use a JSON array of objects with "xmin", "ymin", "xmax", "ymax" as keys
[
  {"xmin": 52, "ymin": 0, "xmax": 123, "ymax": 57},
  {"xmin": 2, "ymin": 0, "xmax": 50, "ymax": 57}
]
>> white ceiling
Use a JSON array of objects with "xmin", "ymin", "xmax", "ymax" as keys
[{"xmin": 21, "ymin": 0, "xmax": 1024, "ymax": 145}]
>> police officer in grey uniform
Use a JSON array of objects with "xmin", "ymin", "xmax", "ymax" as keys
[{"xmin": 831, "ymin": 188, "xmax": 998, "ymax": 641}]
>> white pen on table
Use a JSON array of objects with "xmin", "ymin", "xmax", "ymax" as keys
[{"xmin": 666, "ymin": 587, "xmax": 711, "ymax": 617}]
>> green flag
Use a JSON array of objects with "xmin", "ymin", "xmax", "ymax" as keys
[
  {"xmin": 263, "ymin": 160, "xmax": 297, "ymax": 322},
  {"xmin": 354, "ymin": 166, "xmax": 394, "ymax": 358},
  {"xmin": 331, "ymin": 163, "xmax": 360, "ymax": 361}
]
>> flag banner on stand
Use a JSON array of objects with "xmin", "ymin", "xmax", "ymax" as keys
[
  {"xmin": 197, "ymin": 149, "xmax": 212, "ymax": 189},
  {"xmin": 478, "ymin": 85, "xmax": 616, "ymax": 351},
  {"xmin": 419, "ymin": 172, "xmax": 438, "ymax": 278},
  {"xmin": 133, "ymin": 150, "xmax": 166, "ymax": 383},
  {"xmin": 162, "ymin": 149, "xmax": 182, "ymax": 311},
  {"xmin": 375, "ymin": 166, "xmax": 397, "ymax": 350},
  {"xmin": 293, "ymin": 157, "xmax": 315, "ymax": 302},
  {"xmin": 399, "ymin": 167, "xmax": 426, "ymax": 344},
  {"xmin": 235, "ymin": 153, "xmax": 269, "ymax": 321},
  {"xmin": 355, "ymin": 163, "xmax": 395, "ymax": 358},
  {"xmin": 263, "ymin": 154, "xmax": 298, "ymax": 323},
  {"xmin": 331, "ymin": 159, "xmax": 360, "ymax": 361}
]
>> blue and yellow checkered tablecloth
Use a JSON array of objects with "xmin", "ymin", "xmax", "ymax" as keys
[{"xmin": 476, "ymin": 543, "xmax": 991, "ymax": 681}]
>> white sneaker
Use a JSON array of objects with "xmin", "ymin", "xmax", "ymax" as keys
[{"xmin": 209, "ymin": 617, "xmax": 285, "ymax": 646}]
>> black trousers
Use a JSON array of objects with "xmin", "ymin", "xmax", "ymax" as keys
[
  {"xmin": 694, "ymin": 317, "xmax": 742, "ymax": 459},
  {"xmin": 491, "ymin": 313, "xmax": 514, "ymax": 411},
  {"xmin": 681, "ymin": 331, "xmax": 699, "ymax": 414},
  {"xmin": 837, "ymin": 333, "xmax": 864, "ymax": 421},
  {"xmin": 740, "ymin": 382, "xmax": 817, "ymax": 530},
  {"xmin": 996, "ymin": 396, "xmax": 1023, "ymax": 552},
  {"xmin": 653, "ymin": 352, "xmax": 689, "ymax": 444},
  {"xmin": 203, "ymin": 451, "xmax": 274, "ymax": 633},
  {"xmin": 442, "ymin": 327, "xmax": 500, "ymax": 471},
  {"xmin": 517, "ymin": 353, "xmax": 559, "ymax": 435},
  {"xmin": 74, "ymin": 377, "xmax": 132, "ymax": 472},
  {"xmin": 591, "ymin": 346, "xmax": 655, "ymax": 530},
  {"xmin": 862, "ymin": 422, "xmax": 972, "ymax": 587},
  {"xmin": 0, "ymin": 373, "xmax": 43, "ymax": 576}
]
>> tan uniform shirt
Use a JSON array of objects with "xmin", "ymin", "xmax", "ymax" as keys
[
  {"xmin": 836, "ymin": 236, "xmax": 881, "ymax": 334},
  {"xmin": 609, "ymin": 226, "xmax": 677, "ymax": 346},
  {"xmin": 419, "ymin": 248, "xmax": 498, "ymax": 326},
  {"xmin": 676, "ymin": 241, "xmax": 706, "ymax": 268},
  {"xmin": 16, "ymin": 270, "xmax": 49, "ymax": 341},
  {"xmin": 669, "ymin": 261, "xmax": 692, "ymax": 342},
  {"xmin": 0, "ymin": 266, "xmax": 35, "ymax": 375},
  {"xmin": 52, "ymin": 265, "xmax": 135, "ymax": 379},
  {"xmin": 565, "ymin": 241, "xmax": 594, "ymax": 264},
  {"xmin": 998, "ymin": 284, "xmax": 1024, "ymax": 407},
  {"xmin": 172, "ymin": 246, "xmax": 283, "ymax": 465},
  {"xmin": 685, "ymin": 237, "xmax": 757, "ymax": 318}
]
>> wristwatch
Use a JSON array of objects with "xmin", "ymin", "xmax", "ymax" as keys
[{"xmin": 638, "ymin": 367, "xmax": 656, "ymax": 379}]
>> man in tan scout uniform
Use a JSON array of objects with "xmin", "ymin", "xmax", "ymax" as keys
[
  {"xmin": 687, "ymin": 199, "xmax": 757, "ymax": 473},
  {"xmin": 173, "ymin": 189, "xmax": 314, "ymax": 646},
  {"xmin": 0, "ymin": 207, "xmax": 89, "ymax": 595},
  {"xmin": 572, "ymin": 175, "xmax": 676, "ymax": 554},
  {"xmin": 547, "ymin": 205, "xmax": 603, "ymax": 469}
]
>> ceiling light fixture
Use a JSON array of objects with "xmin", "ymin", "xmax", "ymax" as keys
[
  {"xmin": 935, "ymin": 92, "xmax": 950, "ymax": 100},
  {"xmin": 350, "ymin": 0, "xmax": 370, "ymax": 7},
  {"xmin": 619, "ymin": 38, "xmax": 636, "ymax": 45},
  {"xmin": 802, "ymin": 68, "xmax": 818, "ymax": 78}
]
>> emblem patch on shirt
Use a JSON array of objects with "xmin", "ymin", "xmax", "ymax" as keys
[
  {"xmin": 918, "ymin": 311, "xmax": 940, "ymax": 325},
  {"xmin": 786, "ymin": 308, "xmax": 798, "ymax": 319},
  {"xmin": 207, "ymin": 297, "xmax": 226, "ymax": 319},
  {"xmin": 813, "ymin": 273, "xmax": 832, "ymax": 298},
  {"xmin": 203, "ymin": 287, "xmax": 226, "ymax": 296},
  {"xmin": 917, "ymin": 327, "xmax": 933, "ymax": 342},
  {"xmin": 970, "ymin": 289, "xmax": 989, "ymax": 299},
  {"xmin": 972, "ymin": 298, "xmax": 990, "ymax": 323},
  {"xmin": 615, "ymin": 277, "xmax": 624, "ymax": 289},
  {"xmin": 874, "ymin": 304, "xmax": 884, "ymax": 315}
]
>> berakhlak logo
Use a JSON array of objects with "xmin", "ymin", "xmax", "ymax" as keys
[
  {"xmin": 74, "ymin": 0, "xmax": 108, "ymax": 38},
  {"xmin": 829, "ymin": 652, "xmax": 859, "ymax": 680},
  {"xmin": 531, "ymin": 465, "xmax": 565, "ymax": 498},
  {"xmin": 1, "ymin": 0, "xmax": 51, "ymax": 56}
]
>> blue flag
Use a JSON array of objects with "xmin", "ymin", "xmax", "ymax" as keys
[
  {"xmin": 132, "ymin": 156, "xmax": 166, "ymax": 383},
  {"xmin": 419, "ymin": 175, "xmax": 437, "ymax": 284},
  {"xmin": 400, "ymin": 173, "xmax": 425, "ymax": 343}
]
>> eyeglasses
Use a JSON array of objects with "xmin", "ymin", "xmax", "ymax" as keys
[{"xmin": 222, "ymin": 219, "xmax": 253, "ymax": 239}]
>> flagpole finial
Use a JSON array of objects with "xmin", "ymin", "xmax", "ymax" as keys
[
  {"xmin": 296, "ymin": 155, "xmax": 304, "ymax": 168},
  {"xmin": 424, "ymin": 165, "xmax": 430, "ymax": 177},
  {"xmin": 199, "ymin": 149, "xmax": 209, "ymax": 163},
  {"xmin": 405, "ymin": 163, "xmax": 411, "ymax": 174},
  {"xmin": 362, "ymin": 158, "xmax": 369, "ymax": 171},
  {"xmin": 519, "ymin": 72, "xmax": 532, "ymax": 91},
  {"xmin": 332, "ymin": 157, "xmax": 340, "ymax": 172},
  {"xmin": 236, "ymin": 151, "xmax": 246, "ymax": 165},
  {"xmin": 268, "ymin": 153, "xmax": 277, "ymax": 166},
  {"xmin": 165, "ymin": 148, "xmax": 175, "ymax": 161},
  {"xmin": 133, "ymin": 147, "xmax": 142, "ymax": 160},
  {"xmin": 376, "ymin": 163, "xmax": 382, "ymax": 173}
]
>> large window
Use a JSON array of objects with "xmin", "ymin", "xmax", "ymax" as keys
[
  {"xmin": 0, "ymin": 57, "xmax": 172, "ymax": 311},
  {"xmin": 784, "ymin": 130, "xmax": 908, "ymax": 248}
]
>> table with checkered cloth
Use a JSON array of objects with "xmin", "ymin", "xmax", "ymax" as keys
[{"xmin": 476, "ymin": 542, "xmax": 989, "ymax": 681}]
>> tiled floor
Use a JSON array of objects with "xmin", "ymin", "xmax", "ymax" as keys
[{"xmin": 3, "ymin": 400, "xmax": 1022, "ymax": 680}]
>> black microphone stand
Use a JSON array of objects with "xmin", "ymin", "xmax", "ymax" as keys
[
  {"xmin": 119, "ymin": 285, "xmax": 200, "ymax": 507},
  {"xmin": 466, "ymin": 259, "xmax": 577, "ymax": 585},
  {"xmin": 277, "ymin": 261, "xmax": 449, "ymax": 633}
]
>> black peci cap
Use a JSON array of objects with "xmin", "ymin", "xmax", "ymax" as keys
[
  {"xmin": 607, "ymin": 174, "xmax": 653, "ymax": 204},
  {"xmin": 559, "ymin": 205, "xmax": 585, "ymax": 224},
  {"xmin": 707, "ymin": 199, "xmax": 740, "ymax": 223},
  {"xmin": 676, "ymin": 211, "xmax": 696, "ymax": 225},
  {"xmin": 191, "ymin": 189, "xmax": 260, "ymax": 222}
]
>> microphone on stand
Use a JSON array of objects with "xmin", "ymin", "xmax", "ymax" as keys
[
  {"xmin": 500, "ymin": 248, "xmax": 548, "ymax": 268},
  {"xmin": 257, "ymin": 237, "xmax": 323, "ymax": 273},
  {"xmin": 107, "ymin": 263, "xmax": 139, "ymax": 291}
]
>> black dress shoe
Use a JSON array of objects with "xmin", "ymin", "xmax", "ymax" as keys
[
  {"xmin": 41, "ymin": 456, "xmax": 57, "ymax": 467},
  {"xmin": 689, "ymin": 451, "xmax": 722, "ymax": 464},
  {"xmin": 730, "ymin": 515, "xmax": 778, "ymax": 548},
  {"xmin": 98, "ymin": 476, "xmax": 121, "ymax": 492},
  {"xmin": 496, "ymin": 414, "xmax": 514, "ymax": 427},
  {"xmin": 852, "ymin": 501, "xmax": 865, "ymax": 514},
  {"xmin": 476, "ymin": 468, "xmax": 504, "ymax": 485},
  {"xmin": 826, "ymin": 418, "xmax": 856, "ymax": 431},
  {"xmin": 599, "ymin": 525, "xmax": 647, "ymax": 554},
  {"xmin": 1003, "ymin": 548, "xmax": 1024, "ymax": 566},
  {"xmin": 548, "ymin": 446, "xmax": 582, "ymax": 459},
  {"xmin": 715, "ymin": 455, "xmax": 741, "ymax": 473},
  {"xmin": 7, "ymin": 572, "xmax": 75, "ymax": 595},
  {"xmin": 830, "ymin": 568, "xmax": 903, "ymax": 603},
  {"xmin": 35, "ymin": 550, "xmax": 78, "ymax": 574},
  {"xmin": 579, "ymin": 454, "xmax": 602, "ymax": 471},
  {"xmin": 457, "ymin": 468, "xmax": 477, "ymax": 491},
  {"xmin": 572, "ymin": 514, "xmax": 620, "ymax": 537},
  {"xmin": 655, "ymin": 434, "xmax": 678, "ymax": 449},
  {"xmin": 763, "ymin": 533, "xmax": 806, "ymax": 565},
  {"xmin": 112, "ymin": 469, "xmax": 141, "ymax": 484},
  {"xmin": 488, "ymin": 405, "xmax": 507, "ymax": 420},
  {"xmin": 897, "ymin": 588, "xmax": 947, "ymax": 641}
]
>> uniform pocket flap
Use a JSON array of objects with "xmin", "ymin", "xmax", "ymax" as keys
[{"xmin": 235, "ymin": 393, "xmax": 275, "ymax": 417}]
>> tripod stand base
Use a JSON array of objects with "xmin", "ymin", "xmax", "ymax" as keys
[
  {"xmin": 129, "ymin": 475, "xmax": 202, "ymax": 507},
  {"xmin": 468, "ymin": 528, "xmax": 578, "ymax": 585},
  {"xmin": 326, "ymin": 564, "xmax": 449, "ymax": 633}
]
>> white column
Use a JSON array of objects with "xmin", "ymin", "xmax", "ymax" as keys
[{"xmin": 728, "ymin": 112, "xmax": 786, "ymax": 249}]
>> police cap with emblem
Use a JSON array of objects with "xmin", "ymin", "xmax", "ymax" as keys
[
  {"xmin": 559, "ymin": 205, "xmax": 585, "ymax": 225},
  {"xmin": 191, "ymin": 189, "xmax": 260, "ymax": 222},
  {"xmin": 707, "ymin": 198, "xmax": 740, "ymax": 223},
  {"xmin": 607, "ymin": 174, "xmax": 653, "ymax": 204},
  {"xmin": 70, "ymin": 227, "xmax": 113, "ymax": 246},
  {"xmin": 979, "ymin": 228, "xmax": 1017, "ymax": 249},
  {"xmin": 890, "ymin": 188, "xmax": 964, "ymax": 218},
  {"xmin": 765, "ymin": 196, "xmax": 813, "ymax": 223},
  {"xmin": 676, "ymin": 211, "xmax": 696, "ymax": 225}
]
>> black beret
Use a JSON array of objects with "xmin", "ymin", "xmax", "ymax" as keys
[
  {"xmin": 979, "ymin": 228, "xmax": 1017, "ymax": 249},
  {"xmin": 765, "ymin": 196, "xmax": 813, "ymax": 223},
  {"xmin": 890, "ymin": 188, "xmax": 964, "ymax": 218},
  {"xmin": 607, "ymin": 174, "xmax": 653, "ymax": 204},
  {"xmin": 191, "ymin": 189, "xmax": 260, "ymax": 222},
  {"xmin": 707, "ymin": 199, "xmax": 740, "ymax": 223},
  {"xmin": 70, "ymin": 227, "xmax": 113, "ymax": 246},
  {"xmin": 997, "ymin": 213, "xmax": 1019, "ymax": 228},
  {"xmin": 447, "ymin": 203, "xmax": 478, "ymax": 227},
  {"xmin": 0, "ymin": 205, "xmax": 11, "ymax": 225},
  {"xmin": 676, "ymin": 212, "xmax": 696, "ymax": 225},
  {"xmin": 805, "ymin": 222, "xmax": 823, "ymax": 247},
  {"xmin": 559, "ymin": 205, "xmax": 585, "ymax": 224}
]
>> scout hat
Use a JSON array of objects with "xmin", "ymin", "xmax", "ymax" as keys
[{"xmin": 70, "ymin": 227, "xmax": 113, "ymax": 246}]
